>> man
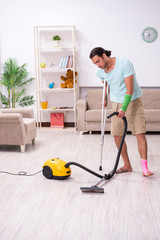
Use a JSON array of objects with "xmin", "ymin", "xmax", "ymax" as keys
[{"xmin": 90, "ymin": 47, "xmax": 153, "ymax": 177}]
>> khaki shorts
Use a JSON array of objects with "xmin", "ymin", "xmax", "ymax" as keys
[{"xmin": 111, "ymin": 97, "xmax": 146, "ymax": 136}]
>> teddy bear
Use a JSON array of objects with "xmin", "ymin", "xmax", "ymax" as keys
[{"xmin": 60, "ymin": 69, "xmax": 77, "ymax": 88}]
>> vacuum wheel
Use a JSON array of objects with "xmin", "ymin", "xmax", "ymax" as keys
[{"xmin": 43, "ymin": 166, "xmax": 53, "ymax": 179}]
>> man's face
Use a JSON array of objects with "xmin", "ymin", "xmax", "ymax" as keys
[{"xmin": 91, "ymin": 55, "xmax": 108, "ymax": 69}]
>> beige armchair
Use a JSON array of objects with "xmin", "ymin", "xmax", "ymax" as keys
[{"xmin": 0, "ymin": 108, "xmax": 37, "ymax": 152}]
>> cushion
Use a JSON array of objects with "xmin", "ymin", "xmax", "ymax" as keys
[
  {"xmin": 0, "ymin": 113, "xmax": 22, "ymax": 122},
  {"xmin": 86, "ymin": 109, "xmax": 112, "ymax": 122},
  {"xmin": 142, "ymin": 90, "xmax": 160, "ymax": 109},
  {"xmin": 86, "ymin": 90, "xmax": 112, "ymax": 110},
  {"xmin": 145, "ymin": 110, "xmax": 160, "ymax": 122},
  {"xmin": 2, "ymin": 108, "xmax": 34, "ymax": 118}
]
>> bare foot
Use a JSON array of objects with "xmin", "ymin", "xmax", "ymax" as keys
[
  {"xmin": 143, "ymin": 171, "xmax": 154, "ymax": 177},
  {"xmin": 116, "ymin": 166, "xmax": 132, "ymax": 174}
]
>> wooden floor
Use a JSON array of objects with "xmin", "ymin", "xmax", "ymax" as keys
[{"xmin": 0, "ymin": 128, "xmax": 160, "ymax": 240}]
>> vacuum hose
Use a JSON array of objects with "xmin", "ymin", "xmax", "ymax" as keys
[
  {"xmin": 65, "ymin": 112, "xmax": 127, "ymax": 180},
  {"xmin": 106, "ymin": 112, "xmax": 127, "ymax": 180},
  {"xmin": 65, "ymin": 162, "xmax": 104, "ymax": 179}
]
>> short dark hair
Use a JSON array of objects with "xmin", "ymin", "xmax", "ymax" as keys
[{"xmin": 89, "ymin": 47, "xmax": 112, "ymax": 59}]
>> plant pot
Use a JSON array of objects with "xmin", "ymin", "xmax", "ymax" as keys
[
  {"xmin": 41, "ymin": 102, "xmax": 48, "ymax": 109},
  {"xmin": 53, "ymin": 41, "xmax": 60, "ymax": 47}
]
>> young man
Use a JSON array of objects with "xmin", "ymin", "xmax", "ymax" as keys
[{"xmin": 90, "ymin": 47, "xmax": 153, "ymax": 177}]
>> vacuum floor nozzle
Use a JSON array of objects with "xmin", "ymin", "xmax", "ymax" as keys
[{"xmin": 80, "ymin": 186, "xmax": 104, "ymax": 193}]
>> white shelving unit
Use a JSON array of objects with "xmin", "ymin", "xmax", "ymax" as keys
[{"xmin": 34, "ymin": 26, "xmax": 76, "ymax": 128}]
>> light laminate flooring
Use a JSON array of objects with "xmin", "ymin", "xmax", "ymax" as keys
[{"xmin": 0, "ymin": 128, "xmax": 160, "ymax": 240}]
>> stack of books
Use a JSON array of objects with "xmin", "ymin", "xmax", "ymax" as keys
[{"xmin": 59, "ymin": 55, "xmax": 73, "ymax": 68}]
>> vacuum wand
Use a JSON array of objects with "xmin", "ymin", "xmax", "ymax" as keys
[{"xmin": 99, "ymin": 82, "xmax": 109, "ymax": 171}]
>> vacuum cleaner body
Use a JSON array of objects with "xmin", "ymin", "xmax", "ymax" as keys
[{"xmin": 42, "ymin": 158, "xmax": 71, "ymax": 180}]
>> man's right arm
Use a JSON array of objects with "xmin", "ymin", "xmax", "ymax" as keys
[{"xmin": 102, "ymin": 81, "xmax": 108, "ymax": 107}]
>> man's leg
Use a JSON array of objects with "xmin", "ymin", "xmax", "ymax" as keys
[
  {"xmin": 135, "ymin": 133, "xmax": 147, "ymax": 159},
  {"xmin": 135, "ymin": 133, "xmax": 153, "ymax": 176},
  {"xmin": 114, "ymin": 136, "xmax": 132, "ymax": 173}
]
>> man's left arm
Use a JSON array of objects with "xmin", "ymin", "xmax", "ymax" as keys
[
  {"xmin": 125, "ymin": 75, "xmax": 134, "ymax": 95},
  {"xmin": 118, "ymin": 75, "xmax": 134, "ymax": 118}
]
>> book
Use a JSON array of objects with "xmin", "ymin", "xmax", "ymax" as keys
[
  {"xmin": 65, "ymin": 56, "xmax": 70, "ymax": 68},
  {"xmin": 67, "ymin": 56, "xmax": 71, "ymax": 68},
  {"xmin": 63, "ymin": 56, "xmax": 68, "ymax": 68},
  {"xmin": 59, "ymin": 57, "xmax": 64, "ymax": 68},
  {"xmin": 68, "ymin": 55, "xmax": 73, "ymax": 68},
  {"xmin": 59, "ymin": 55, "xmax": 73, "ymax": 68}
]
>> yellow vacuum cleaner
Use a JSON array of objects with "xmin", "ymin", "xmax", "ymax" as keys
[
  {"xmin": 42, "ymin": 112, "xmax": 127, "ymax": 193},
  {"xmin": 43, "ymin": 158, "xmax": 71, "ymax": 180}
]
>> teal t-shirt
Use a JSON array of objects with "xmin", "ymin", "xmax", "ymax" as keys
[{"xmin": 96, "ymin": 57, "xmax": 142, "ymax": 103}]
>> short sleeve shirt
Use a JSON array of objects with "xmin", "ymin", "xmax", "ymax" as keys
[{"xmin": 96, "ymin": 57, "xmax": 142, "ymax": 103}]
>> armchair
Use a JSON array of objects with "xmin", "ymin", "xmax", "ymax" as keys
[{"xmin": 0, "ymin": 108, "xmax": 37, "ymax": 152}]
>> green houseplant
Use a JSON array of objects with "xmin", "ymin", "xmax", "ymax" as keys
[
  {"xmin": 52, "ymin": 35, "xmax": 61, "ymax": 47},
  {"xmin": 52, "ymin": 35, "xmax": 61, "ymax": 41},
  {"xmin": 0, "ymin": 58, "xmax": 35, "ymax": 108}
]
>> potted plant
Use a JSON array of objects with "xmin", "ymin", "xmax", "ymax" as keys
[
  {"xmin": 0, "ymin": 58, "xmax": 35, "ymax": 108},
  {"xmin": 52, "ymin": 35, "xmax": 61, "ymax": 47}
]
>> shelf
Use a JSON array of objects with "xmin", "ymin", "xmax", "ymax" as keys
[
  {"xmin": 34, "ymin": 25, "xmax": 76, "ymax": 128},
  {"xmin": 34, "ymin": 25, "xmax": 74, "ymax": 29},
  {"xmin": 38, "ymin": 47, "xmax": 75, "ymax": 52},
  {"xmin": 40, "ymin": 108, "xmax": 75, "ymax": 112},
  {"xmin": 37, "ymin": 68, "xmax": 74, "ymax": 72},
  {"xmin": 39, "ymin": 88, "xmax": 74, "ymax": 92}
]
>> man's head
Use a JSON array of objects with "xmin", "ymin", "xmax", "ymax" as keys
[{"xmin": 89, "ymin": 47, "xmax": 112, "ymax": 69}]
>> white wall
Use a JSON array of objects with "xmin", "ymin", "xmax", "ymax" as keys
[{"xmin": 0, "ymin": 0, "xmax": 160, "ymax": 113}]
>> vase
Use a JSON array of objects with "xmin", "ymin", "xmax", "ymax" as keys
[{"xmin": 53, "ymin": 41, "xmax": 60, "ymax": 47}]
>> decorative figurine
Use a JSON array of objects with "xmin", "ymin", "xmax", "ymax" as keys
[
  {"xmin": 50, "ymin": 63, "xmax": 55, "ymax": 68},
  {"xmin": 40, "ymin": 62, "xmax": 46, "ymax": 68},
  {"xmin": 49, "ymin": 82, "xmax": 55, "ymax": 88}
]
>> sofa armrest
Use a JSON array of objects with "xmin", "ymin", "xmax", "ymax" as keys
[
  {"xmin": 2, "ymin": 108, "xmax": 34, "ymax": 118},
  {"xmin": 76, "ymin": 99, "xmax": 87, "ymax": 131}
]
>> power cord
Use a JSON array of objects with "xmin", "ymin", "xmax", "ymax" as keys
[{"xmin": 0, "ymin": 170, "xmax": 42, "ymax": 176}]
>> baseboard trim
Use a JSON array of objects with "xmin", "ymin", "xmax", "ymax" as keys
[{"xmin": 37, "ymin": 122, "xmax": 75, "ymax": 127}]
